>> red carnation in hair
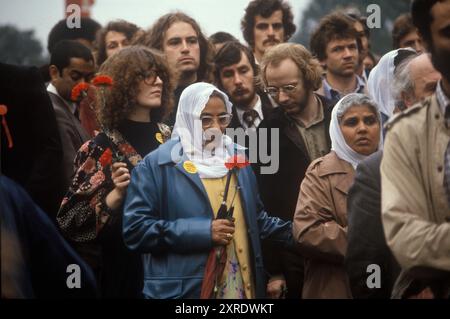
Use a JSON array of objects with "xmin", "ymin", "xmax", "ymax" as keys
[
  {"xmin": 71, "ymin": 82, "xmax": 90, "ymax": 102},
  {"xmin": 225, "ymin": 155, "xmax": 250, "ymax": 170},
  {"xmin": 99, "ymin": 148, "xmax": 113, "ymax": 167},
  {"xmin": 91, "ymin": 75, "xmax": 113, "ymax": 87}
]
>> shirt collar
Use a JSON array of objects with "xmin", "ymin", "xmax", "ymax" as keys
[
  {"xmin": 236, "ymin": 94, "xmax": 263, "ymax": 128},
  {"xmin": 47, "ymin": 83, "xmax": 77, "ymax": 115},
  {"xmin": 436, "ymin": 80, "xmax": 450, "ymax": 117},
  {"xmin": 322, "ymin": 75, "xmax": 366, "ymax": 101}
]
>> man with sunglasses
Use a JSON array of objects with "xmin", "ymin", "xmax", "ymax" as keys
[
  {"xmin": 255, "ymin": 43, "xmax": 333, "ymax": 299},
  {"xmin": 47, "ymin": 40, "xmax": 95, "ymax": 193}
]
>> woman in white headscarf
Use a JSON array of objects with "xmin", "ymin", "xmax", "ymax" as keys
[
  {"xmin": 367, "ymin": 48, "xmax": 417, "ymax": 124},
  {"xmin": 123, "ymin": 82, "xmax": 294, "ymax": 299},
  {"xmin": 292, "ymin": 93, "xmax": 383, "ymax": 299}
]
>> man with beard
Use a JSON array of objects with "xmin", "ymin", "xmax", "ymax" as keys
[
  {"xmin": 241, "ymin": 0, "xmax": 296, "ymax": 64},
  {"xmin": 381, "ymin": 0, "xmax": 450, "ymax": 298},
  {"xmin": 254, "ymin": 43, "xmax": 333, "ymax": 299},
  {"xmin": 139, "ymin": 12, "xmax": 214, "ymax": 126},
  {"xmin": 215, "ymin": 41, "xmax": 272, "ymax": 131},
  {"xmin": 311, "ymin": 13, "xmax": 368, "ymax": 104}
]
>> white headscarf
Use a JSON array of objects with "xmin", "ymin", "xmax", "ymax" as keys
[
  {"xmin": 172, "ymin": 82, "xmax": 236, "ymax": 179},
  {"xmin": 330, "ymin": 93, "xmax": 383, "ymax": 169},
  {"xmin": 367, "ymin": 48, "xmax": 416, "ymax": 118}
]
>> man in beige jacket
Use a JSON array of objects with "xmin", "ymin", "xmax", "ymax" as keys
[{"xmin": 381, "ymin": 0, "xmax": 450, "ymax": 298}]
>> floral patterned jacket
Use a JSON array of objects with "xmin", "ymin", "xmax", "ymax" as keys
[{"xmin": 57, "ymin": 124, "xmax": 170, "ymax": 243}]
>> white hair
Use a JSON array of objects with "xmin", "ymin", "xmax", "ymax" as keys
[{"xmin": 336, "ymin": 93, "xmax": 381, "ymax": 124}]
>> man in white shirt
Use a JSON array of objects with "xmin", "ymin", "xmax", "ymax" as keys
[{"xmin": 215, "ymin": 41, "xmax": 273, "ymax": 132}]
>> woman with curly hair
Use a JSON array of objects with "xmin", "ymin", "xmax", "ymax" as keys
[{"xmin": 57, "ymin": 46, "xmax": 173, "ymax": 298}]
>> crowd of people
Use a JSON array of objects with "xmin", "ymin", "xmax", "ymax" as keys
[{"xmin": 1, "ymin": 0, "xmax": 449, "ymax": 299}]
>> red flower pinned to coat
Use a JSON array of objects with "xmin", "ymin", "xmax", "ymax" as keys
[
  {"xmin": 91, "ymin": 75, "xmax": 113, "ymax": 87},
  {"xmin": 0, "ymin": 104, "xmax": 13, "ymax": 148},
  {"xmin": 99, "ymin": 148, "xmax": 113, "ymax": 167},
  {"xmin": 225, "ymin": 154, "xmax": 250, "ymax": 170},
  {"xmin": 71, "ymin": 82, "xmax": 90, "ymax": 102}
]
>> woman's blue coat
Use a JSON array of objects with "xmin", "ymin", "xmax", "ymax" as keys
[{"xmin": 123, "ymin": 139, "xmax": 293, "ymax": 299}]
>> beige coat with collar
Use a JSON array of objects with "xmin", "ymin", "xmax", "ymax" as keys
[
  {"xmin": 293, "ymin": 151, "xmax": 354, "ymax": 299},
  {"xmin": 381, "ymin": 95, "xmax": 450, "ymax": 276}
]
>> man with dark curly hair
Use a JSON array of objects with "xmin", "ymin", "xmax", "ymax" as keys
[{"xmin": 241, "ymin": 0, "xmax": 296, "ymax": 64}]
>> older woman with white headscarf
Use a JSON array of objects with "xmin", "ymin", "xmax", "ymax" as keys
[
  {"xmin": 293, "ymin": 93, "xmax": 383, "ymax": 299},
  {"xmin": 367, "ymin": 48, "xmax": 417, "ymax": 125},
  {"xmin": 123, "ymin": 82, "xmax": 293, "ymax": 299}
]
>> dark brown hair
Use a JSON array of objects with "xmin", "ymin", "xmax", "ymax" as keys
[
  {"xmin": 241, "ymin": 0, "xmax": 296, "ymax": 49},
  {"xmin": 135, "ymin": 12, "xmax": 214, "ymax": 83},
  {"xmin": 97, "ymin": 46, "xmax": 174, "ymax": 130},
  {"xmin": 214, "ymin": 41, "xmax": 261, "ymax": 90},
  {"xmin": 310, "ymin": 12, "xmax": 360, "ymax": 61},
  {"xmin": 96, "ymin": 20, "xmax": 140, "ymax": 66}
]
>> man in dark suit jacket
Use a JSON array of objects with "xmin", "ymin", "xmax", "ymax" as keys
[
  {"xmin": 214, "ymin": 41, "xmax": 273, "ymax": 133},
  {"xmin": 47, "ymin": 40, "xmax": 95, "ymax": 192},
  {"xmin": 0, "ymin": 62, "xmax": 63, "ymax": 219},
  {"xmin": 256, "ymin": 43, "xmax": 334, "ymax": 298},
  {"xmin": 345, "ymin": 150, "xmax": 400, "ymax": 298}
]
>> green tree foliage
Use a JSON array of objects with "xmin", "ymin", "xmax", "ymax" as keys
[
  {"xmin": 291, "ymin": 0, "xmax": 411, "ymax": 57},
  {"xmin": 0, "ymin": 25, "xmax": 47, "ymax": 66}
]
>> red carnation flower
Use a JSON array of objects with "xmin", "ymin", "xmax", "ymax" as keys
[
  {"xmin": 99, "ymin": 148, "xmax": 113, "ymax": 167},
  {"xmin": 92, "ymin": 75, "xmax": 113, "ymax": 87},
  {"xmin": 71, "ymin": 82, "xmax": 90, "ymax": 102},
  {"xmin": 225, "ymin": 155, "xmax": 250, "ymax": 170}
]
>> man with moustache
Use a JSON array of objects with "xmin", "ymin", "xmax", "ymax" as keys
[
  {"xmin": 140, "ymin": 12, "xmax": 214, "ymax": 126},
  {"xmin": 241, "ymin": 0, "xmax": 296, "ymax": 64},
  {"xmin": 215, "ymin": 41, "xmax": 272, "ymax": 131},
  {"xmin": 311, "ymin": 13, "xmax": 368, "ymax": 104},
  {"xmin": 381, "ymin": 0, "xmax": 450, "ymax": 298},
  {"xmin": 255, "ymin": 43, "xmax": 333, "ymax": 299}
]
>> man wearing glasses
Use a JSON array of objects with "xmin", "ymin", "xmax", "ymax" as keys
[{"xmin": 255, "ymin": 43, "xmax": 333, "ymax": 299}]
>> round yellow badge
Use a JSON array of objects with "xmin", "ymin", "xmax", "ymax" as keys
[
  {"xmin": 155, "ymin": 132, "xmax": 164, "ymax": 144},
  {"xmin": 183, "ymin": 161, "xmax": 197, "ymax": 174}
]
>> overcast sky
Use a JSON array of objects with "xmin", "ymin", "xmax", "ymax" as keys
[{"xmin": 1, "ymin": 0, "xmax": 310, "ymax": 53}]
